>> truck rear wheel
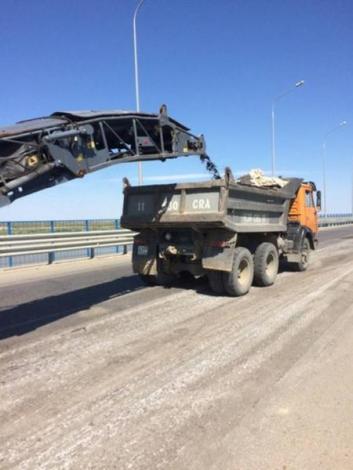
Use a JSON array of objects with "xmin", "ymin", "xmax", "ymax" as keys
[
  {"xmin": 223, "ymin": 247, "xmax": 254, "ymax": 297},
  {"xmin": 254, "ymin": 242, "xmax": 279, "ymax": 286},
  {"xmin": 292, "ymin": 237, "xmax": 311, "ymax": 272},
  {"xmin": 208, "ymin": 270, "xmax": 225, "ymax": 295}
]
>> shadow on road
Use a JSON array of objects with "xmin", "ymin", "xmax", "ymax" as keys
[
  {"xmin": 0, "ymin": 274, "xmax": 145, "ymax": 341},
  {"xmin": 0, "ymin": 267, "xmax": 291, "ymax": 341}
]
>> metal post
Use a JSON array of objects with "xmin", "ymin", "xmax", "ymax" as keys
[
  {"xmin": 352, "ymin": 161, "xmax": 353, "ymax": 218},
  {"xmin": 271, "ymin": 103, "xmax": 276, "ymax": 176},
  {"xmin": 322, "ymin": 121, "xmax": 347, "ymax": 219},
  {"xmin": 48, "ymin": 220, "xmax": 55, "ymax": 264},
  {"xmin": 115, "ymin": 219, "xmax": 120, "ymax": 254},
  {"xmin": 133, "ymin": 0, "xmax": 146, "ymax": 185},
  {"xmin": 7, "ymin": 222, "xmax": 13, "ymax": 268},
  {"xmin": 322, "ymin": 142, "xmax": 327, "ymax": 218},
  {"xmin": 271, "ymin": 80, "xmax": 304, "ymax": 176},
  {"xmin": 85, "ymin": 220, "xmax": 94, "ymax": 258}
]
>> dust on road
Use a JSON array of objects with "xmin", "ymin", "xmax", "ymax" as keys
[{"xmin": 1, "ymin": 237, "xmax": 353, "ymax": 469}]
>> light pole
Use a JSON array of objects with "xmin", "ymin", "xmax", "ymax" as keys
[
  {"xmin": 322, "ymin": 121, "xmax": 347, "ymax": 217},
  {"xmin": 133, "ymin": 0, "xmax": 146, "ymax": 185},
  {"xmin": 271, "ymin": 80, "xmax": 305, "ymax": 176},
  {"xmin": 352, "ymin": 159, "xmax": 353, "ymax": 217}
]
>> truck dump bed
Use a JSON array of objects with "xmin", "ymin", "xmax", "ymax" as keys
[{"xmin": 121, "ymin": 176, "xmax": 303, "ymax": 233}]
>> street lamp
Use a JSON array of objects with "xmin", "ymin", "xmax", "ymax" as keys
[
  {"xmin": 322, "ymin": 120, "xmax": 347, "ymax": 217},
  {"xmin": 133, "ymin": 0, "xmax": 146, "ymax": 185},
  {"xmin": 271, "ymin": 80, "xmax": 305, "ymax": 176},
  {"xmin": 351, "ymin": 157, "xmax": 353, "ymax": 217}
]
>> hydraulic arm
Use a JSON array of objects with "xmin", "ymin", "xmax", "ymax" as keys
[{"xmin": 0, "ymin": 105, "xmax": 207, "ymax": 206}]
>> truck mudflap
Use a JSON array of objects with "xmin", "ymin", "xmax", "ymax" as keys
[
  {"xmin": 202, "ymin": 230, "xmax": 237, "ymax": 272},
  {"xmin": 132, "ymin": 231, "xmax": 158, "ymax": 276},
  {"xmin": 285, "ymin": 253, "xmax": 302, "ymax": 263}
]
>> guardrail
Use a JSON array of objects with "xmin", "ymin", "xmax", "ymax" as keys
[
  {"xmin": 319, "ymin": 215, "xmax": 353, "ymax": 227},
  {"xmin": 0, "ymin": 228, "xmax": 135, "ymax": 268},
  {"xmin": 0, "ymin": 215, "xmax": 352, "ymax": 269}
]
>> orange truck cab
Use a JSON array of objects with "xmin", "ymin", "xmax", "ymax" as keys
[
  {"xmin": 286, "ymin": 182, "xmax": 321, "ymax": 268},
  {"xmin": 289, "ymin": 182, "xmax": 320, "ymax": 240}
]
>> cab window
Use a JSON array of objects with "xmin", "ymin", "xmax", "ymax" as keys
[{"xmin": 305, "ymin": 191, "xmax": 314, "ymax": 208}]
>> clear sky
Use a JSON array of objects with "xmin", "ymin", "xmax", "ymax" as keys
[{"xmin": 1, "ymin": 0, "xmax": 353, "ymax": 220}]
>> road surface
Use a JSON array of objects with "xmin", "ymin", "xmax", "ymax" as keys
[{"xmin": 0, "ymin": 225, "xmax": 353, "ymax": 469}]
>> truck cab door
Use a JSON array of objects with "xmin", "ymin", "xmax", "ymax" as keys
[{"xmin": 304, "ymin": 190, "xmax": 318, "ymax": 234}]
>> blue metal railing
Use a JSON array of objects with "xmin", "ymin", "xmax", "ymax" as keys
[
  {"xmin": 0, "ymin": 215, "xmax": 352, "ymax": 269},
  {"xmin": 0, "ymin": 219, "xmax": 120, "ymax": 236},
  {"xmin": 0, "ymin": 219, "xmax": 122, "ymax": 269}
]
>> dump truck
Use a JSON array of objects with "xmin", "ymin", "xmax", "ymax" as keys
[{"xmin": 121, "ymin": 169, "xmax": 321, "ymax": 296}]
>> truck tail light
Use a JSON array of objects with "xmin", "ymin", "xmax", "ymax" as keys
[{"xmin": 209, "ymin": 240, "xmax": 227, "ymax": 248}]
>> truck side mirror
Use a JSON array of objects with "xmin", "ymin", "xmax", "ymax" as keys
[{"xmin": 316, "ymin": 190, "xmax": 322, "ymax": 210}]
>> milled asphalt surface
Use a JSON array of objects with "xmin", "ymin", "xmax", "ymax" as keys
[{"xmin": 0, "ymin": 225, "xmax": 353, "ymax": 469}]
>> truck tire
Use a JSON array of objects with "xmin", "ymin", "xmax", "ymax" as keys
[
  {"xmin": 292, "ymin": 237, "xmax": 311, "ymax": 272},
  {"xmin": 223, "ymin": 247, "xmax": 254, "ymax": 297},
  {"xmin": 208, "ymin": 270, "xmax": 225, "ymax": 295},
  {"xmin": 253, "ymin": 242, "xmax": 279, "ymax": 286}
]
